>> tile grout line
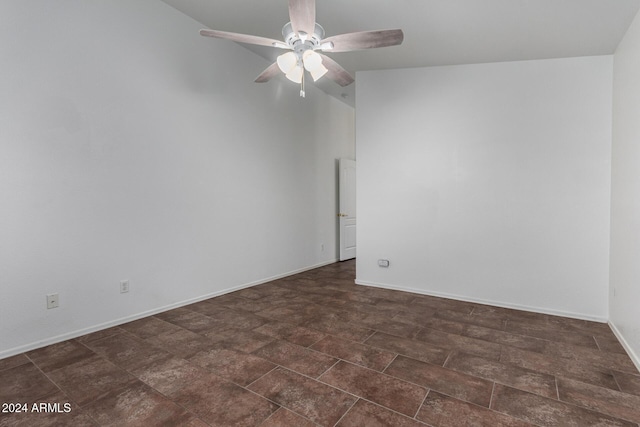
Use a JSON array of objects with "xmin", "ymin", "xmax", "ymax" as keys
[
  {"xmin": 441, "ymin": 350, "xmax": 452, "ymax": 368},
  {"xmin": 316, "ymin": 358, "xmax": 343, "ymax": 379},
  {"xmin": 593, "ymin": 335, "xmax": 601, "ymax": 351},
  {"xmin": 331, "ymin": 397, "xmax": 360, "ymax": 427},
  {"xmin": 244, "ymin": 365, "xmax": 281, "ymax": 389},
  {"xmin": 611, "ymin": 371, "xmax": 623, "ymax": 392},
  {"xmin": 360, "ymin": 329, "xmax": 378, "ymax": 344},
  {"xmin": 488, "ymin": 381, "xmax": 496, "ymax": 409},
  {"xmin": 339, "ymin": 395, "xmax": 432, "ymax": 426},
  {"xmin": 413, "ymin": 388, "xmax": 431, "ymax": 420},
  {"xmin": 359, "ymin": 397, "xmax": 432, "ymax": 426},
  {"xmin": 240, "ymin": 384, "xmax": 320, "ymax": 427},
  {"xmin": 307, "ymin": 334, "xmax": 328, "ymax": 348},
  {"xmin": 381, "ymin": 353, "xmax": 399, "ymax": 373}
]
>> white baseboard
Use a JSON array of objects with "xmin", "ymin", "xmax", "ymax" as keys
[
  {"xmin": 0, "ymin": 259, "xmax": 337, "ymax": 360},
  {"xmin": 608, "ymin": 321, "xmax": 640, "ymax": 372},
  {"xmin": 354, "ymin": 279, "xmax": 609, "ymax": 323}
]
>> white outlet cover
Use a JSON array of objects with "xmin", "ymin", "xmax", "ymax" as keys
[{"xmin": 46, "ymin": 293, "xmax": 59, "ymax": 309}]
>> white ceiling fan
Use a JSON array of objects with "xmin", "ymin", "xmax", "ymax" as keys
[{"xmin": 200, "ymin": 0, "xmax": 404, "ymax": 97}]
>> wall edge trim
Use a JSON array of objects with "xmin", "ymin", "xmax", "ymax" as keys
[
  {"xmin": 355, "ymin": 279, "xmax": 608, "ymax": 323},
  {"xmin": 0, "ymin": 259, "xmax": 338, "ymax": 360},
  {"xmin": 608, "ymin": 320, "xmax": 640, "ymax": 372}
]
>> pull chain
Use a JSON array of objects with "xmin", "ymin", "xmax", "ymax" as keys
[{"xmin": 300, "ymin": 68, "xmax": 306, "ymax": 98}]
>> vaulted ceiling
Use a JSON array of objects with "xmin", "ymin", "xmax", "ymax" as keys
[{"xmin": 161, "ymin": 0, "xmax": 640, "ymax": 106}]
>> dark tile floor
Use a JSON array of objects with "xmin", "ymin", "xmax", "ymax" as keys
[{"xmin": 1, "ymin": 260, "xmax": 640, "ymax": 426}]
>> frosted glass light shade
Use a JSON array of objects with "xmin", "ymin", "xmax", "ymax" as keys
[
  {"xmin": 277, "ymin": 52, "xmax": 298, "ymax": 74},
  {"xmin": 286, "ymin": 65, "xmax": 303, "ymax": 83},
  {"xmin": 309, "ymin": 64, "xmax": 328, "ymax": 81},
  {"xmin": 302, "ymin": 50, "xmax": 327, "ymax": 81},
  {"xmin": 302, "ymin": 50, "xmax": 322, "ymax": 72}
]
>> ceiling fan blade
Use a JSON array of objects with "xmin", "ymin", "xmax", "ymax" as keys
[
  {"xmin": 288, "ymin": 0, "xmax": 316, "ymax": 36},
  {"xmin": 255, "ymin": 62, "xmax": 281, "ymax": 83},
  {"xmin": 200, "ymin": 29, "xmax": 284, "ymax": 48},
  {"xmin": 319, "ymin": 54, "xmax": 354, "ymax": 87},
  {"xmin": 321, "ymin": 29, "xmax": 404, "ymax": 53}
]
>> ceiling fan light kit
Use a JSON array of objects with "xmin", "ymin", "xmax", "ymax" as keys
[{"xmin": 199, "ymin": 0, "xmax": 404, "ymax": 97}]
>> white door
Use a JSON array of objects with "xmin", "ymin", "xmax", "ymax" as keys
[{"xmin": 339, "ymin": 159, "xmax": 356, "ymax": 261}]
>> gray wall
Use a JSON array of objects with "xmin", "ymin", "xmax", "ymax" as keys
[
  {"xmin": 356, "ymin": 56, "xmax": 612, "ymax": 321},
  {"xmin": 611, "ymin": 9, "xmax": 640, "ymax": 368},
  {"xmin": 0, "ymin": 0, "xmax": 354, "ymax": 357}
]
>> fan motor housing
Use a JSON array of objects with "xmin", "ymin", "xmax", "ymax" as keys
[{"xmin": 282, "ymin": 22, "xmax": 325, "ymax": 51}]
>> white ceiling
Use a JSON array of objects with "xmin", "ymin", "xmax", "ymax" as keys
[{"xmin": 161, "ymin": 0, "xmax": 640, "ymax": 106}]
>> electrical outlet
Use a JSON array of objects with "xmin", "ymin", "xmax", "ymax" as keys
[
  {"xmin": 378, "ymin": 259, "xmax": 390, "ymax": 268},
  {"xmin": 120, "ymin": 280, "xmax": 130, "ymax": 293},
  {"xmin": 46, "ymin": 293, "xmax": 59, "ymax": 309}
]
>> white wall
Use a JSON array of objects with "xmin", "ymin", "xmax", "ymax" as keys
[
  {"xmin": 0, "ymin": 0, "xmax": 354, "ymax": 357},
  {"xmin": 610, "ymin": 9, "xmax": 640, "ymax": 365},
  {"xmin": 356, "ymin": 57, "xmax": 612, "ymax": 320}
]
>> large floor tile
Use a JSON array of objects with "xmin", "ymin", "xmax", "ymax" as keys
[
  {"xmin": 365, "ymin": 332, "xmax": 449, "ymax": 365},
  {"xmin": 557, "ymin": 376, "xmax": 640, "ymax": 423},
  {"xmin": 462, "ymin": 324, "xmax": 548, "ymax": 353},
  {"xmin": 310, "ymin": 335, "xmax": 396, "ymax": 371},
  {"xmin": 249, "ymin": 366, "xmax": 357, "ymax": 427},
  {"xmin": 0, "ymin": 363, "xmax": 58, "ymax": 402},
  {"xmin": 82, "ymin": 332, "xmax": 171, "ymax": 371},
  {"xmin": 188, "ymin": 348, "xmax": 275, "ymax": 386},
  {"xmin": 300, "ymin": 313, "xmax": 375, "ymax": 342},
  {"xmin": 144, "ymin": 329, "xmax": 215, "ymax": 359},
  {"xmin": 131, "ymin": 355, "xmax": 214, "ymax": 396},
  {"xmin": 491, "ymin": 383, "xmax": 636, "ymax": 426},
  {"xmin": 46, "ymin": 355, "xmax": 137, "ymax": 406},
  {"xmin": 417, "ymin": 391, "xmax": 534, "ymax": 427},
  {"xmin": 337, "ymin": 399, "xmax": 429, "ymax": 427},
  {"xmin": 213, "ymin": 330, "xmax": 276, "ymax": 353},
  {"xmin": 26, "ymin": 340, "xmax": 95, "ymax": 373},
  {"xmin": 83, "ymin": 382, "xmax": 197, "ymax": 426},
  {"xmin": 172, "ymin": 374, "xmax": 277, "ymax": 426},
  {"xmin": 0, "ymin": 354, "xmax": 30, "ymax": 372},
  {"xmin": 319, "ymin": 361, "xmax": 427, "ymax": 416},
  {"xmin": 259, "ymin": 407, "xmax": 317, "ymax": 427},
  {"xmin": 542, "ymin": 340, "xmax": 638, "ymax": 374},
  {"xmin": 414, "ymin": 328, "xmax": 502, "ymax": 360},
  {"xmin": 445, "ymin": 351, "xmax": 557, "ymax": 398},
  {"xmin": 499, "ymin": 345, "xmax": 620, "ymax": 391},
  {"xmin": 505, "ymin": 320, "xmax": 599, "ymax": 349},
  {"xmin": 119, "ymin": 316, "xmax": 183, "ymax": 339},
  {"xmin": 160, "ymin": 311, "xmax": 225, "ymax": 334},
  {"xmin": 435, "ymin": 308, "xmax": 506, "ymax": 331},
  {"xmin": 614, "ymin": 370, "xmax": 640, "ymax": 396},
  {"xmin": 253, "ymin": 320, "xmax": 326, "ymax": 347},
  {"xmin": 253, "ymin": 340, "xmax": 337, "ymax": 378},
  {"xmin": 385, "ymin": 355, "xmax": 494, "ymax": 407}
]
